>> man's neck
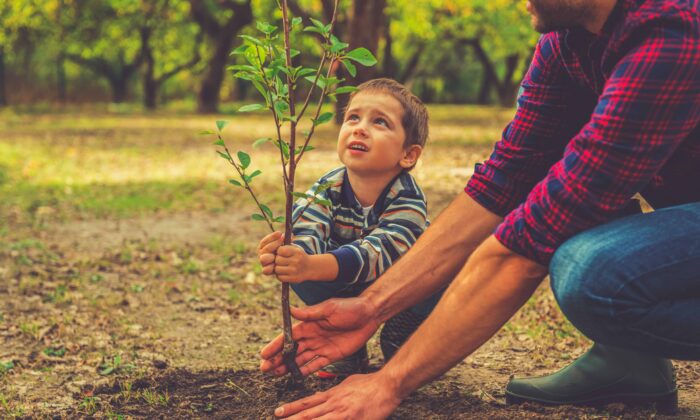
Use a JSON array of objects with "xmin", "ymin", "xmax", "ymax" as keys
[
  {"xmin": 346, "ymin": 168, "xmax": 401, "ymax": 207},
  {"xmin": 583, "ymin": 0, "xmax": 618, "ymax": 34}
]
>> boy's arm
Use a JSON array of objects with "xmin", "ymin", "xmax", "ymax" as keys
[{"xmin": 328, "ymin": 190, "xmax": 428, "ymax": 286}]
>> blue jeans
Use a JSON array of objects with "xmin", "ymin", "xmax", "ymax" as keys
[
  {"xmin": 550, "ymin": 201, "xmax": 700, "ymax": 361},
  {"xmin": 292, "ymin": 278, "xmax": 442, "ymax": 317}
]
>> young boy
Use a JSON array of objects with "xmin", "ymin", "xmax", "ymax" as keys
[{"xmin": 257, "ymin": 78, "xmax": 440, "ymax": 378}]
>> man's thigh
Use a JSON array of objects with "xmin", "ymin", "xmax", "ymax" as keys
[{"xmin": 550, "ymin": 201, "xmax": 700, "ymax": 359}]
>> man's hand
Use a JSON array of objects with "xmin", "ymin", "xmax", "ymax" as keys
[
  {"xmin": 273, "ymin": 245, "xmax": 312, "ymax": 283},
  {"xmin": 258, "ymin": 231, "xmax": 284, "ymax": 276},
  {"xmin": 260, "ymin": 297, "xmax": 379, "ymax": 376},
  {"xmin": 272, "ymin": 372, "xmax": 401, "ymax": 419}
]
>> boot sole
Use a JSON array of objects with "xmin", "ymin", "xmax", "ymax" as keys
[{"xmin": 505, "ymin": 388, "xmax": 678, "ymax": 415}]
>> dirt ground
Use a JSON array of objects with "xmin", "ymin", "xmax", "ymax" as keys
[{"xmin": 2, "ymin": 211, "xmax": 699, "ymax": 419}]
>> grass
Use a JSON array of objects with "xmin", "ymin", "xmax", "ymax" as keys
[{"xmin": 0, "ymin": 106, "xmax": 511, "ymax": 224}]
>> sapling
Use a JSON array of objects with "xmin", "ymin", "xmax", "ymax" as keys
[{"xmin": 203, "ymin": 0, "xmax": 376, "ymax": 381}]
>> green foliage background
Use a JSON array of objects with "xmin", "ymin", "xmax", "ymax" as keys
[{"xmin": 1, "ymin": 0, "xmax": 537, "ymax": 109}]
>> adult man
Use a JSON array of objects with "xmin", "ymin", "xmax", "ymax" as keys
[{"xmin": 259, "ymin": 0, "xmax": 700, "ymax": 418}]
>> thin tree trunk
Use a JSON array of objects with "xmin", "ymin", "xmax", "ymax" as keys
[
  {"xmin": 141, "ymin": 27, "xmax": 158, "ymax": 110},
  {"xmin": 335, "ymin": 0, "xmax": 386, "ymax": 123},
  {"xmin": 0, "ymin": 47, "xmax": 6, "ymax": 107},
  {"xmin": 57, "ymin": 53, "xmax": 67, "ymax": 103}
]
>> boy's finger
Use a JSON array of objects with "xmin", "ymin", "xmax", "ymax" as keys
[
  {"xmin": 261, "ymin": 265, "xmax": 275, "ymax": 276},
  {"xmin": 276, "ymin": 245, "xmax": 298, "ymax": 257},
  {"xmin": 261, "ymin": 238, "xmax": 284, "ymax": 255},
  {"xmin": 259, "ymin": 253, "xmax": 276, "ymax": 266},
  {"xmin": 258, "ymin": 231, "xmax": 283, "ymax": 252}
]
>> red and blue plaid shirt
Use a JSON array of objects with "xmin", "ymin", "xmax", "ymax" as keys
[{"xmin": 466, "ymin": 0, "xmax": 700, "ymax": 265}]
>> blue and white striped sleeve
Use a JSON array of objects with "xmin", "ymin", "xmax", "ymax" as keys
[
  {"xmin": 330, "ymin": 190, "xmax": 428, "ymax": 285},
  {"xmin": 291, "ymin": 181, "xmax": 333, "ymax": 255}
]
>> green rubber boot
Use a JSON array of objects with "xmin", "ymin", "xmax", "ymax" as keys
[{"xmin": 505, "ymin": 343, "xmax": 678, "ymax": 414}]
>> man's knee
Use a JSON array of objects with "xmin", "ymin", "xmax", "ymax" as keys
[{"xmin": 550, "ymin": 230, "xmax": 619, "ymax": 328}]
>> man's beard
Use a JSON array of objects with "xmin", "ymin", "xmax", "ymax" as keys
[{"xmin": 528, "ymin": 0, "xmax": 596, "ymax": 33}]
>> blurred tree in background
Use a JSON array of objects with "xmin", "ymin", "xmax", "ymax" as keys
[{"xmin": 0, "ymin": 0, "xmax": 537, "ymax": 111}]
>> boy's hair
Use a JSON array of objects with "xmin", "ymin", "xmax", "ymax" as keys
[{"xmin": 349, "ymin": 78, "xmax": 429, "ymax": 149}]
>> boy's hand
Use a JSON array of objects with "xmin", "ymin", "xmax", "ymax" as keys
[
  {"xmin": 258, "ymin": 231, "xmax": 284, "ymax": 276},
  {"xmin": 274, "ymin": 245, "xmax": 311, "ymax": 283}
]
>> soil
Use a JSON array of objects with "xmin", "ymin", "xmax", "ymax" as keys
[{"xmin": 2, "ymin": 212, "xmax": 699, "ymax": 419}]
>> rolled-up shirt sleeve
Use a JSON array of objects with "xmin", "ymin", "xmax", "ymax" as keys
[
  {"xmin": 466, "ymin": 34, "xmax": 585, "ymax": 217},
  {"xmin": 495, "ymin": 14, "xmax": 700, "ymax": 265}
]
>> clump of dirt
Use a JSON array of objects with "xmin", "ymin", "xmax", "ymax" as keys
[{"xmin": 56, "ymin": 369, "xmax": 680, "ymax": 419}]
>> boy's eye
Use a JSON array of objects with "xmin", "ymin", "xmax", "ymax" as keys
[
  {"xmin": 346, "ymin": 114, "xmax": 360, "ymax": 121},
  {"xmin": 374, "ymin": 118, "xmax": 388, "ymax": 127}
]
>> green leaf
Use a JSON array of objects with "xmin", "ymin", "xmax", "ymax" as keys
[
  {"xmin": 274, "ymin": 100, "xmax": 290, "ymax": 118},
  {"xmin": 296, "ymin": 145, "xmax": 315, "ymax": 154},
  {"xmin": 314, "ymin": 112, "xmax": 334, "ymax": 126},
  {"xmin": 260, "ymin": 204, "xmax": 273, "ymax": 218},
  {"xmin": 237, "ymin": 151, "xmax": 251, "ymax": 169},
  {"xmin": 216, "ymin": 120, "xmax": 228, "ymax": 131},
  {"xmin": 330, "ymin": 40, "xmax": 349, "ymax": 54},
  {"xmin": 199, "ymin": 130, "xmax": 215, "ymax": 136},
  {"xmin": 345, "ymin": 48, "xmax": 377, "ymax": 66},
  {"xmin": 303, "ymin": 26, "xmax": 325, "ymax": 36},
  {"xmin": 290, "ymin": 49, "xmax": 301, "ymax": 58},
  {"xmin": 228, "ymin": 179, "xmax": 243, "ymax": 187},
  {"xmin": 248, "ymin": 169, "xmax": 262, "ymax": 180},
  {"xmin": 238, "ymin": 104, "xmax": 265, "ymax": 113},
  {"xmin": 253, "ymin": 137, "xmax": 271, "ymax": 148},
  {"xmin": 315, "ymin": 198, "xmax": 332, "ymax": 207},
  {"xmin": 310, "ymin": 18, "xmax": 325, "ymax": 30},
  {"xmin": 315, "ymin": 181, "xmax": 335, "ymax": 193},
  {"xmin": 239, "ymin": 34, "xmax": 264, "ymax": 46},
  {"xmin": 227, "ymin": 64, "xmax": 258, "ymax": 72},
  {"xmin": 341, "ymin": 59, "xmax": 357, "ymax": 77},
  {"xmin": 256, "ymin": 21, "xmax": 277, "ymax": 35},
  {"xmin": 335, "ymin": 85, "xmax": 359, "ymax": 95},
  {"xmin": 217, "ymin": 151, "xmax": 231, "ymax": 161},
  {"xmin": 273, "ymin": 216, "xmax": 285, "ymax": 223},
  {"xmin": 277, "ymin": 140, "xmax": 290, "ymax": 159},
  {"xmin": 229, "ymin": 45, "xmax": 249, "ymax": 56},
  {"xmin": 291, "ymin": 17, "xmax": 302, "ymax": 27},
  {"xmin": 295, "ymin": 68, "xmax": 317, "ymax": 79},
  {"xmin": 292, "ymin": 192, "xmax": 308, "ymax": 199},
  {"xmin": 304, "ymin": 75, "xmax": 326, "ymax": 89},
  {"xmin": 251, "ymin": 214, "xmax": 266, "ymax": 221},
  {"xmin": 214, "ymin": 139, "xmax": 225, "ymax": 146}
]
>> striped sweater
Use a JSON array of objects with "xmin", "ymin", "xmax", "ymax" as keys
[{"xmin": 292, "ymin": 166, "xmax": 429, "ymax": 285}]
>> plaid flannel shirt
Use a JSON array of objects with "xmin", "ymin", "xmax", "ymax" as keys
[
  {"xmin": 292, "ymin": 167, "xmax": 428, "ymax": 285},
  {"xmin": 466, "ymin": 0, "xmax": 700, "ymax": 265}
]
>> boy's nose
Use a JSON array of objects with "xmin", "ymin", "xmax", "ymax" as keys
[{"xmin": 352, "ymin": 125, "xmax": 368, "ymax": 137}]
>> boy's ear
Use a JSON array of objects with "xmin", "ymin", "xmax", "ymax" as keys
[{"xmin": 399, "ymin": 145, "xmax": 423, "ymax": 169}]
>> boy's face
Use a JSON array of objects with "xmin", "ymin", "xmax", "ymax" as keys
[{"xmin": 337, "ymin": 91, "xmax": 419, "ymax": 177}]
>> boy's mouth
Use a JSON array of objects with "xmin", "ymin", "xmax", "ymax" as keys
[{"xmin": 348, "ymin": 141, "xmax": 369, "ymax": 152}]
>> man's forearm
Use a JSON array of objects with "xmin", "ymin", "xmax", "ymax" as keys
[
  {"xmin": 381, "ymin": 236, "xmax": 548, "ymax": 399},
  {"xmin": 363, "ymin": 193, "xmax": 503, "ymax": 324}
]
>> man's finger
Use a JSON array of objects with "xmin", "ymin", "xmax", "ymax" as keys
[
  {"xmin": 275, "ymin": 391, "xmax": 328, "ymax": 418},
  {"xmin": 261, "ymin": 333, "xmax": 285, "ymax": 360},
  {"xmin": 290, "ymin": 302, "xmax": 330, "ymax": 321},
  {"xmin": 299, "ymin": 355, "xmax": 331, "ymax": 376}
]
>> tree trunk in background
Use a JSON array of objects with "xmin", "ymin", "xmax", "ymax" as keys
[
  {"xmin": 141, "ymin": 26, "xmax": 158, "ymax": 110},
  {"xmin": 190, "ymin": 0, "xmax": 253, "ymax": 114},
  {"xmin": 335, "ymin": 0, "xmax": 386, "ymax": 123},
  {"xmin": 496, "ymin": 53, "xmax": 520, "ymax": 106},
  {"xmin": 57, "ymin": 53, "xmax": 67, "ymax": 103},
  {"xmin": 0, "ymin": 47, "xmax": 6, "ymax": 107},
  {"xmin": 109, "ymin": 77, "xmax": 129, "ymax": 103}
]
